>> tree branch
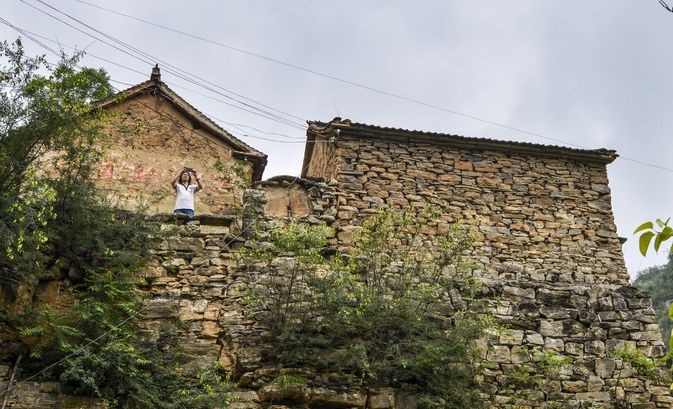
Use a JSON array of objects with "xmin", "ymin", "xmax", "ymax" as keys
[{"xmin": 660, "ymin": 0, "xmax": 673, "ymax": 13}]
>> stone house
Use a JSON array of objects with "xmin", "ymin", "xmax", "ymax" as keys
[
  {"xmin": 3, "ymin": 103, "xmax": 671, "ymax": 407},
  {"xmin": 294, "ymin": 118, "xmax": 670, "ymax": 407},
  {"xmin": 95, "ymin": 66, "xmax": 267, "ymax": 214},
  {"xmin": 303, "ymin": 118, "xmax": 625, "ymax": 283}
]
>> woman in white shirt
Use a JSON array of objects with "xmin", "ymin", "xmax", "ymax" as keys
[{"xmin": 171, "ymin": 168, "xmax": 203, "ymax": 217}]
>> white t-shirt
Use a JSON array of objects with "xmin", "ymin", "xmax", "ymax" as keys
[{"xmin": 174, "ymin": 184, "xmax": 199, "ymax": 210}]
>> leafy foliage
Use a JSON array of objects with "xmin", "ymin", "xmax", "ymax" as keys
[
  {"xmin": 504, "ymin": 353, "xmax": 579, "ymax": 408},
  {"xmin": 614, "ymin": 348, "xmax": 670, "ymax": 383},
  {"xmin": 0, "ymin": 39, "xmax": 113, "ymax": 274},
  {"xmin": 633, "ymin": 254, "xmax": 673, "ymax": 350},
  {"xmin": 240, "ymin": 206, "xmax": 490, "ymax": 408},
  {"xmin": 0, "ymin": 40, "xmax": 233, "ymax": 408},
  {"xmin": 634, "ymin": 218, "xmax": 673, "ymax": 256}
]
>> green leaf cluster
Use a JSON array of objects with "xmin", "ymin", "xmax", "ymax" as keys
[
  {"xmin": 634, "ymin": 218, "xmax": 673, "ymax": 256},
  {"xmin": 614, "ymin": 348, "xmax": 669, "ymax": 383},
  {"xmin": 240, "ymin": 206, "xmax": 490, "ymax": 408},
  {"xmin": 633, "ymin": 255, "xmax": 673, "ymax": 351}
]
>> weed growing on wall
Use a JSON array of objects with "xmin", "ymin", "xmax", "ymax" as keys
[{"xmin": 240, "ymin": 206, "xmax": 492, "ymax": 408}]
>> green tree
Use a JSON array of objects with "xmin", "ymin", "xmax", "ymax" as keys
[
  {"xmin": 240, "ymin": 207, "xmax": 491, "ymax": 408},
  {"xmin": 0, "ymin": 40, "xmax": 233, "ymax": 408},
  {"xmin": 633, "ymin": 254, "xmax": 673, "ymax": 350},
  {"xmin": 0, "ymin": 38, "xmax": 113, "ymax": 277},
  {"xmin": 633, "ymin": 218, "xmax": 673, "ymax": 257}
]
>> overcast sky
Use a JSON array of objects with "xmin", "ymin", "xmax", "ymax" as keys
[{"xmin": 3, "ymin": 1, "xmax": 673, "ymax": 277}]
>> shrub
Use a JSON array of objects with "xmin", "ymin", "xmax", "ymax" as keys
[
  {"xmin": 240, "ymin": 206, "xmax": 490, "ymax": 407},
  {"xmin": 0, "ymin": 40, "xmax": 232, "ymax": 408}
]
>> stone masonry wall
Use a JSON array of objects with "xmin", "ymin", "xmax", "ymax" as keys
[
  {"xmin": 299, "ymin": 128, "xmax": 672, "ymax": 407},
  {"xmin": 138, "ymin": 180, "xmax": 345, "ymax": 409},
  {"xmin": 2, "ymin": 176, "xmax": 671, "ymax": 408},
  {"xmin": 143, "ymin": 176, "xmax": 673, "ymax": 408},
  {"xmin": 323, "ymin": 136, "xmax": 628, "ymax": 285},
  {"xmin": 0, "ymin": 363, "xmax": 106, "ymax": 409}
]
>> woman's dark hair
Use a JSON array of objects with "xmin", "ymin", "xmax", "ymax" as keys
[{"xmin": 180, "ymin": 171, "xmax": 192, "ymax": 186}]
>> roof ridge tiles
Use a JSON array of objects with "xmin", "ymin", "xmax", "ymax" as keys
[{"xmin": 307, "ymin": 118, "xmax": 618, "ymax": 165}]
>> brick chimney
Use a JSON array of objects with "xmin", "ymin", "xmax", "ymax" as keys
[{"xmin": 150, "ymin": 64, "xmax": 161, "ymax": 82}]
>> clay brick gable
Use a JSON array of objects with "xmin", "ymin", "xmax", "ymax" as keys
[{"xmin": 94, "ymin": 67, "xmax": 267, "ymax": 214}]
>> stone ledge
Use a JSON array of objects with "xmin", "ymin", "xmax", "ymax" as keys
[{"xmin": 152, "ymin": 213, "xmax": 238, "ymax": 226}]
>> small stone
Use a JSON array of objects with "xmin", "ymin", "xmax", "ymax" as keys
[
  {"xmin": 562, "ymin": 380, "xmax": 587, "ymax": 393},
  {"xmin": 190, "ymin": 257, "xmax": 209, "ymax": 267},
  {"xmin": 595, "ymin": 358, "xmax": 616, "ymax": 378},
  {"xmin": 540, "ymin": 320, "xmax": 564, "ymax": 337},
  {"xmin": 544, "ymin": 337, "xmax": 564, "ymax": 352},
  {"xmin": 500, "ymin": 329, "xmax": 524, "ymax": 345},
  {"xmin": 511, "ymin": 346, "xmax": 530, "ymax": 363},
  {"xmin": 526, "ymin": 333, "xmax": 544, "ymax": 345},
  {"xmin": 587, "ymin": 376, "xmax": 603, "ymax": 392},
  {"xmin": 488, "ymin": 345, "xmax": 511, "ymax": 363},
  {"xmin": 202, "ymin": 321, "xmax": 220, "ymax": 338},
  {"xmin": 576, "ymin": 391, "xmax": 611, "ymax": 402},
  {"xmin": 454, "ymin": 161, "xmax": 473, "ymax": 171},
  {"xmin": 368, "ymin": 388, "xmax": 395, "ymax": 409},
  {"xmin": 310, "ymin": 388, "xmax": 366, "ymax": 407}
]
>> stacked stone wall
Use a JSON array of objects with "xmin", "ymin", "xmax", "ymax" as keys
[
  {"xmin": 138, "ymin": 176, "xmax": 673, "ymax": 408},
  {"xmin": 302, "ymin": 131, "xmax": 673, "ymax": 407},
  {"xmin": 0, "ymin": 363, "xmax": 106, "ymax": 409},
  {"xmin": 2, "ymin": 157, "xmax": 671, "ymax": 407},
  {"xmin": 327, "ymin": 137, "xmax": 627, "ymax": 285}
]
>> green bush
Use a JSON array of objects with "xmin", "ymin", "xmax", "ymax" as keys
[
  {"xmin": 0, "ymin": 40, "xmax": 233, "ymax": 408},
  {"xmin": 240, "ymin": 206, "xmax": 490, "ymax": 407}
]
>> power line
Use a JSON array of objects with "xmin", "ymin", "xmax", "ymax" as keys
[
  {"xmin": 65, "ymin": 0, "xmax": 673, "ymax": 174},
  {"xmin": 15, "ymin": 27, "xmax": 148, "ymax": 77},
  {"xmin": 64, "ymin": 0, "xmax": 585, "ymax": 147},
  {"xmin": 207, "ymin": 115, "xmax": 305, "ymax": 144},
  {"xmin": 8, "ymin": 6, "xmax": 673, "ymax": 173},
  {"xmin": 18, "ymin": 0, "xmax": 306, "ymax": 131},
  {"xmin": 2, "ymin": 14, "xmax": 262, "ymax": 154},
  {"xmin": 34, "ymin": 0, "xmax": 306, "ymax": 128},
  {"xmin": 0, "ymin": 16, "xmax": 60, "ymax": 57},
  {"xmin": 26, "ymin": 0, "xmax": 305, "ymax": 130},
  {"xmin": 166, "ymin": 83, "xmax": 305, "ymax": 140},
  {"xmin": 214, "ymin": 121, "xmax": 303, "ymax": 140},
  {"xmin": 0, "ymin": 21, "xmax": 317, "ymax": 396},
  {"xmin": 10, "ymin": 26, "xmax": 308, "ymax": 140}
]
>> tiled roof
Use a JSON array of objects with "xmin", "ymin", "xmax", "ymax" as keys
[{"xmin": 306, "ymin": 118, "xmax": 618, "ymax": 165}]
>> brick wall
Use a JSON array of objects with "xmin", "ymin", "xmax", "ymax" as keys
[{"xmin": 97, "ymin": 93, "xmax": 254, "ymax": 214}]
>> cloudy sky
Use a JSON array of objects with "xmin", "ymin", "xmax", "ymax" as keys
[{"xmin": 3, "ymin": 1, "xmax": 673, "ymax": 277}]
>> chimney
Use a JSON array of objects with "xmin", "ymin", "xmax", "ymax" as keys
[{"xmin": 150, "ymin": 64, "xmax": 161, "ymax": 82}]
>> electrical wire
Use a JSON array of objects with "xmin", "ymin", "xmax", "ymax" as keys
[
  {"xmin": 33, "ymin": 0, "xmax": 306, "ymax": 127},
  {"xmin": 25, "ymin": 0, "xmax": 305, "ymax": 130},
  {"xmin": 0, "ymin": 24, "xmax": 307, "ymax": 144},
  {"xmin": 0, "ymin": 16, "xmax": 60, "ymax": 56},
  {"xmin": 0, "ymin": 20, "xmax": 317, "ymax": 396},
  {"xmin": 3, "ymin": 25, "xmax": 309, "ymax": 142},
  {"xmin": 65, "ymin": 0, "xmax": 673, "ymax": 174},
  {"xmin": 18, "ymin": 0, "xmax": 306, "ymax": 131},
  {"xmin": 10, "ymin": 4, "xmax": 673, "ymax": 170},
  {"xmin": 64, "ymin": 0, "xmax": 589, "ymax": 146}
]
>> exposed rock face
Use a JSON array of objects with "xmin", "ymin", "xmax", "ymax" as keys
[{"xmin": 0, "ymin": 364, "xmax": 107, "ymax": 409}]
